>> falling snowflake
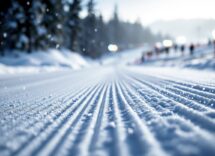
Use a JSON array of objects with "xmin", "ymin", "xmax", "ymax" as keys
[
  {"xmin": 3, "ymin": 33, "xmax": 7, "ymax": 38},
  {"xmin": 56, "ymin": 44, "xmax": 60, "ymax": 49}
]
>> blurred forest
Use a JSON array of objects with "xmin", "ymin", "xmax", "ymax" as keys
[{"xmin": 0, "ymin": 0, "xmax": 166, "ymax": 58}]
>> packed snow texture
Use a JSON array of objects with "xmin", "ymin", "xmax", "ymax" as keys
[
  {"xmin": 0, "ymin": 66, "xmax": 215, "ymax": 156},
  {"xmin": 0, "ymin": 49, "xmax": 89, "ymax": 74}
]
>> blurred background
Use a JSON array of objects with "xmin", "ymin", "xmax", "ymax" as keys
[
  {"xmin": 0, "ymin": 0, "xmax": 215, "ymax": 73},
  {"xmin": 98, "ymin": 0, "xmax": 215, "ymax": 42}
]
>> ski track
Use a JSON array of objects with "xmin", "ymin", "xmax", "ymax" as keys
[{"xmin": 0, "ymin": 66, "xmax": 215, "ymax": 156}]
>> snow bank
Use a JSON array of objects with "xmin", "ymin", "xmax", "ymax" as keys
[
  {"xmin": 0, "ymin": 49, "xmax": 90, "ymax": 75},
  {"xmin": 183, "ymin": 54, "xmax": 215, "ymax": 70}
]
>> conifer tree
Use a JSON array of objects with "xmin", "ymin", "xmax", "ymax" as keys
[
  {"xmin": 0, "ymin": 0, "xmax": 12, "ymax": 55},
  {"xmin": 82, "ymin": 0, "xmax": 98, "ymax": 58},
  {"xmin": 68, "ymin": 0, "xmax": 82, "ymax": 52}
]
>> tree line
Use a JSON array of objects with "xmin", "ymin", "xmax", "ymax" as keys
[{"xmin": 0, "ymin": 0, "xmax": 165, "ymax": 58}]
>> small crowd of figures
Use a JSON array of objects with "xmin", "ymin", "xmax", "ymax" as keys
[{"xmin": 140, "ymin": 39, "xmax": 215, "ymax": 63}]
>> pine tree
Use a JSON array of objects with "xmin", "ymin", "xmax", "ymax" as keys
[
  {"xmin": 5, "ymin": 1, "xmax": 28, "ymax": 52},
  {"xmin": 32, "ymin": 1, "xmax": 47, "ymax": 51},
  {"xmin": 68, "ymin": 0, "xmax": 82, "ymax": 52},
  {"xmin": 43, "ymin": 0, "xmax": 65, "ymax": 49},
  {"xmin": 108, "ymin": 5, "xmax": 124, "ymax": 49},
  {"xmin": 0, "ymin": 0, "xmax": 12, "ymax": 55},
  {"xmin": 2, "ymin": 0, "xmax": 47, "ymax": 53},
  {"xmin": 15, "ymin": 0, "xmax": 40, "ymax": 53},
  {"xmin": 132, "ymin": 21, "xmax": 145, "ymax": 45},
  {"xmin": 82, "ymin": 0, "xmax": 98, "ymax": 58},
  {"xmin": 112, "ymin": 5, "xmax": 121, "ymax": 44},
  {"xmin": 97, "ymin": 15, "xmax": 108, "ymax": 54}
]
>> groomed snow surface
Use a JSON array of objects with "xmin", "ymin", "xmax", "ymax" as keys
[{"xmin": 0, "ymin": 66, "xmax": 215, "ymax": 156}]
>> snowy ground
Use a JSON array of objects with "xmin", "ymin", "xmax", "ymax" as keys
[
  {"xmin": 0, "ymin": 65, "xmax": 215, "ymax": 156},
  {"xmin": 0, "ymin": 46, "xmax": 215, "ymax": 156},
  {"xmin": 0, "ymin": 49, "xmax": 90, "ymax": 75},
  {"xmin": 0, "ymin": 44, "xmax": 214, "ymax": 75}
]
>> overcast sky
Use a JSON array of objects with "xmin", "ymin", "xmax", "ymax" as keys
[{"xmin": 94, "ymin": 0, "xmax": 215, "ymax": 25}]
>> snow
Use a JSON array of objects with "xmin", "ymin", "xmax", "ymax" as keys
[
  {"xmin": 0, "ymin": 49, "xmax": 90, "ymax": 75},
  {"xmin": 101, "ymin": 46, "xmax": 150, "ymax": 65},
  {"xmin": 139, "ymin": 45, "xmax": 215, "ymax": 71},
  {"xmin": 0, "ymin": 45, "xmax": 215, "ymax": 156},
  {"xmin": 101, "ymin": 44, "xmax": 215, "ymax": 72},
  {"xmin": 0, "ymin": 66, "xmax": 215, "ymax": 156}
]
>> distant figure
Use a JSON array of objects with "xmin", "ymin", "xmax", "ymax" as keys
[
  {"xmin": 208, "ymin": 39, "xmax": 212, "ymax": 46},
  {"xmin": 165, "ymin": 47, "xmax": 170, "ymax": 55},
  {"xmin": 213, "ymin": 40, "xmax": 215, "ymax": 57},
  {"xmin": 189, "ymin": 44, "xmax": 195, "ymax": 55},
  {"xmin": 154, "ymin": 46, "xmax": 160, "ymax": 56},
  {"xmin": 174, "ymin": 44, "xmax": 178, "ymax": 52},
  {"xmin": 141, "ymin": 52, "xmax": 145, "ymax": 63},
  {"xmin": 180, "ymin": 45, "xmax": 185, "ymax": 55},
  {"xmin": 146, "ymin": 51, "xmax": 153, "ymax": 59}
]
